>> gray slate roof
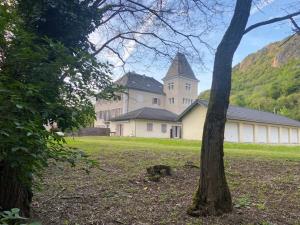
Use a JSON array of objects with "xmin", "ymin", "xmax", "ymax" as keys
[
  {"xmin": 179, "ymin": 99, "xmax": 300, "ymax": 127},
  {"xmin": 111, "ymin": 107, "xmax": 178, "ymax": 122},
  {"xmin": 163, "ymin": 52, "xmax": 198, "ymax": 81},
  {"xmin": 116, "ymin": 72, "xmax": 164, "ymax": 95}
]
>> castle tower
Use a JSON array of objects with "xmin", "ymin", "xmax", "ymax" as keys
[{"xmin": 163, "ymin": 52, "xmax": 199, "ymax": 114}]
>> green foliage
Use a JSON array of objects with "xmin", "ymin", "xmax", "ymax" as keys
[
  {"xmin": 0, "ymin": 1, "xmax": 117, "ymax": 192},
  {"xmin": 0, "ymin": 208, "xmax": 40, "ymax": 225},
  {"xmin": 234, "ymin": 195, "xmax": 251, "ymax": 208},
  {"xmin": 199, "ymin": 35, "xmax": 300, "ymax": 121},
  {"xmin": 17, "ymin": 0, "xmax": 113, "ymax": 50},
  {"xmin": 255, "ymin": 202, "xmax": 266, "ymax": 210},
  {"xmin": 230, "ymin": 36, "xmax": 300, "ymax": 120},
  {"xmin": 198, "ymin": 89, "xmax": 210, "ymax": 100}
]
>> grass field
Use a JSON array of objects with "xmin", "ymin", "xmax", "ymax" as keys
[
  {"xmin": 32, "ymin": 137, "xmax": 300, "ymax": 225},
  {"xmin": 66, "ymin": 136, "xmax": 300, "ymax": 161}
]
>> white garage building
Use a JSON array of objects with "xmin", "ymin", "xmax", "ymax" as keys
[{"xmin": 178, "ymin": 100, "xmax": 300, "ymax": 144}]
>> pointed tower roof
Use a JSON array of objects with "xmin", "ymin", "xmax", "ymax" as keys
[{"xmin": 163, "ymin": 52, "xmax": 198, "ymax": 81}]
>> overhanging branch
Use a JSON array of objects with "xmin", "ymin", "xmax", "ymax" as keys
[{"xmin": 244, "ymin": 11, "xmax": 300, "ymax": 34}]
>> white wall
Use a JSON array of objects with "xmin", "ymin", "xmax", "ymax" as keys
[
  {"xmin": 110, "ymin": 119, "xmax": 180, "ymax": 138},
  {"xmin": 269, "ymin": 127, "xmax": 279, "ymax": 144},
  {"xmin": 224, "ymin": 122, "xmax": 239, "ymax": 142},
  {"xmin": 290, "ymin": 128, "xmax": 298, "ymax": 144},
  {"xmin": 181, "ymin": 105, "xmax": 207, "ymax": 140},
  {"xmin": 180, "ymin": 104, "xmax": 300, "ymax": 144},
  {"xmin": 280, "ymin": 127, "xmax": 289, "ymax": 144},
  {"xmin": 128, "ymin": 89, "xmax": 165, "ymax": 112},
  {"xmin": 95, "ymin": 88, "xmax": 165, "ymax": 127},
  {"xmin": 241, "ymin": 124, "xmax": 254, "ymax": 143},
  {"xmin": 110, "ymin": 120, "xmax": 136, "ymax": 137},
  {"xmin": 135, "ymin": 120, "xmax": 178, "ymax": 138},
  {"xmin": 164, "ymin": 77, "xmax": 198, "ymax": 115},
  {"xmin": 255, "ymin": 125, "xmax": 267, "ymax": 143},
  {"xmin": 94, "ymin": 92, "xmax": 126, "ymax": 127}
]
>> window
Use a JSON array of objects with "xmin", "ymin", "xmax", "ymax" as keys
[
  {"xmin": 168, "ymin": 82, "xmax": 174, "ymax": 90},
  {"xmin": 161, "ymin": 124, "xmax": 167, "ymax": 133},
  {"xmin": 152, "ymin": 98, "xmax": 160, "ymax": 105},
  {"xmin": 147, "ymin": 123, "xmax": 153, "ymax": 131},
  {"xmin": 185, "ymin": 83, "xmax": 191, "ymax": 91},
  {"xmin": 116, "ymin": 108, "xmax": 122, "ymax": 117},
  {"xmin": 183, "ymin": 98, "xmax": 191, "ymax": 104},
  {"xmin": 98, "ymin": 111, "xmax": 103, "ymax": 119},
  {"xmin": 169, "ymin": 97, "xmax": 175, "ymax": 104},
  {"xmin": 103, "ymin": 111, "xmax": 107, "ymax": 121},
  {"xmin": 111, "ymin": 109, "xmax": 115, "ymax": 118},
  {"xmin": 111, "ymin": 108, "xmax": 122, "ymax": 118},
  {"xmin": 102, "ymin": 110, "xmax": 111, "ymax": 121}
]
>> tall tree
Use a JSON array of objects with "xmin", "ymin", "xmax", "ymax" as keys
[
  {"xmin": 0, "ymin": 0, "xmax": 220, "ymax": 216},
  {"xmin": 0, "ymin": 1, "xmax": 118, "ymax": 216},
  {"xmin": 188, "ymin": 0, "xmax": 300, "ymax": 216}
]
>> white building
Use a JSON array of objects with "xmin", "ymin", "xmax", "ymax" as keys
[
  {"xmin": 94, "ymin": 53, "xmax": 300, "ymax": 144},
  {"xmin": 94, "ymin": 52, "xmax": 199, "ymax": 135},
  {"xmin": 178, "ymin": 100, "xmax": 300, "ymax": 144}
]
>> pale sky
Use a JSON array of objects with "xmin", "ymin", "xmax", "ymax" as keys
[{"xmin": 91, "ymin": 0, "xmax": 299, "ymax": 93}]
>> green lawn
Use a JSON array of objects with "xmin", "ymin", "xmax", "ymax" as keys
[{"xmin": 66, "ymin": 136, "xmax": 300, "ymax": 161}]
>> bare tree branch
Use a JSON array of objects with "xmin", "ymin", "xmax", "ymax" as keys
[
  {"xmin": 105, "ymin": 45, "xmax": 126, "ymax": 65},
  {"xmin": 244, "ymin": 10, "xmax": 300, "ymax": 34},
  {"xmin": 88, "ymin": 0, "xmax": 223, "ymax": 67},
  {"xmin": 290, "ymin": 17, "xmax": 300, "ymax": 33}
]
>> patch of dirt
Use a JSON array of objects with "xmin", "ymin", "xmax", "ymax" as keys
[{"xmin": 31, "ymin": 151, "xmax": 300, "ymax": 225}]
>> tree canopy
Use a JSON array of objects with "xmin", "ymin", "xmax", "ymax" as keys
[{"xmin": 0, "ymin": 0, "xmax": 118, "ymax": 215}]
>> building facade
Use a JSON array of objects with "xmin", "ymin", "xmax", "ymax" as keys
[
  {"xmin": 179, "ymin": 100, "xmax": 300, "ymax": 144},
  {"xmin": 110, "ymin": 107, "xmax": 182, "ymax": 138},
  {"xmin": 94, "ymin": 53, "xmax": 300, "ymax": 145},
  {"xmin": 94, "ymin": 52, "xmax": 199, "ymax": 127}
]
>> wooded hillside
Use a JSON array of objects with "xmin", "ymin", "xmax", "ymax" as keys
[{"xmin": 200, "ymin": 35, "xmax": 300, "ymax": 120}]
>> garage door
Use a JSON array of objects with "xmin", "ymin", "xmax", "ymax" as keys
[
  {"xmin": 225, "ymin": 122, "xmax": 239, "ymax": 142},
  {"xmin": 242, "ymin": 124, "xmax": 254, "ymax": 143},
  {"xmin": 280, "ymin": 128, "xmax": 289, "ymax": 143},
  {"xmin": 269, "ymin": 127, "xmax": 279, "ymax": 143},
  {"xmin": 290, "ymin": 128, "xmax": 298, "ymax": 144},
  {"xmin": 255, "ymin": 125, "xmax": 267, "ymax": 143}
]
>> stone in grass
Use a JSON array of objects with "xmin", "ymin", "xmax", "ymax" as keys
[{"xmin": 146, "ymin": 165, "xmax": 171, "ymax": 182}]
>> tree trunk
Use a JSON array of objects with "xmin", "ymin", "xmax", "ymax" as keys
[
  {"xmin": 0, "ymin": 161, "xmax": 32, "ymax": 217},
  {"xmin": 187, "ymin": 0, "xmax": 252, "ymax": 216}
]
